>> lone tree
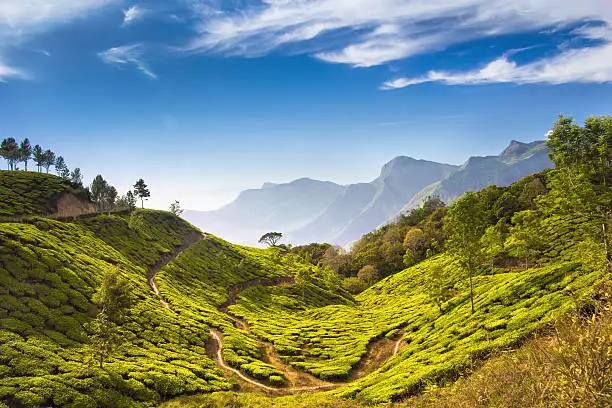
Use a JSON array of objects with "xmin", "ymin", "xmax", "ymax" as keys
[
  {"xmin": 19, "ymin": 138, "xmax": 32, "ymax": 171},
  {"xmin": 444, "ymin": 191, "xmax": 487, "ymax": 314},
  {"xmin": 32, "ymin": 145, "xmax": 44, "ymax": 172},
  {"xmin": 1, "ymin": 138, "xmax": 20, "ymax": 170},
  {"xmin": 259, "ymin": 232, "xmax": 283, "ymax": 247},
  {"xmin": 169, "ymin": 200, "xmax": 183, "ymax": 216},
  {"xmin": 87, "ymin": 268, "xmax": 133, "ymax": 368},
  {"xmin": 133, "ymin": 179, "xmax": 150, "ymax": 209}
]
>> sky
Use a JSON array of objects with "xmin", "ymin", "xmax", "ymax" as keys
[{"xmin": 1, "ymin": 0, "xmax": 611, "ymax": 211}]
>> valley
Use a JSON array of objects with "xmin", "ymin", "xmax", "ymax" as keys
[{"xmin": 0, "ymin": 115, "xmax": 610, "ymax": 408}]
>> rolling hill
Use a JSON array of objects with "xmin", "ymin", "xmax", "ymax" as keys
[{"xmin": 1, "ymin": 166, "xmax": 608, "ymax": 407}]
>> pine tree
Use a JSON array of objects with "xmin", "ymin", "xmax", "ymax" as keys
[
  {"xmin": 19, "ymin": 138, "xmax": 32, "ymax": 171},
  {"xmin": 32, "ymin": 145, "xmax": 44, "ymax": 172},
  {"xmin": 133, "ymin": 179, "xmax": 150, "ymax": 209}
]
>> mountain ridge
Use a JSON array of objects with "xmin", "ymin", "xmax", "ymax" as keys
[{"xmin": 184, "ymin": 140, "xmax": 552, "ymax": 246}]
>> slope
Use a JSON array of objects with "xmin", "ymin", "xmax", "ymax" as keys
[
  {"xmin": 397, "ymin": 140, "xmax": 552, "ymax": 215},
  {"xmin": 0, "ymin": 170, "xmax": 326, "ymax": 408},
  {"xmin": 0, "ymin": 170, "xmax": 93, "ymax": 219},
  {"xmin": 184, "ymin": 179, "xmax": 345, "ymax": 245}
]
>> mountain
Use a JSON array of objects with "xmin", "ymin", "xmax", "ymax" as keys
[
  {"xmin": 183, "ymin": 178, "xmax": 345, "ymax": 245},
  {"xmin": 395, "ymin": 140, "xmax": 552, "ymax": 217},
  {"xmin": 290, "ymin": 158, "xmax": 457, "ymax": 245},
  {"xmin": 185, "ymin": 140, "xmax": 552, "ymax": 247}
]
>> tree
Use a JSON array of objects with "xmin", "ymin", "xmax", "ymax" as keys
[
  {"xmin": 70, "ymin": 168, "xmax": 83, "ymax": 187},
  {"xmin": 481, "ymin": 220, "xmax": 508, "ymax": 267},
  {"xmin": 90, "ymin": 175, "xmax": 108, "ymax": 210},
  {"xmin": 101, "ymin": 186, "xmax": 118, "ymax": 214},
  {"xmin": 87, "ymin": 269, "xmax": 133, "ymax": 368},
  {"xmin": 1, "ymin": 138, "xmax": 20, "ymax": 170},
  {"xmin": 425, "ymin": 263, "xmax": 452, "ymax": 313},
  {"xmin": 505, "ymin": 210, "xmax": 543, "ymax": 270},
  {"xmin": 32, "ymin": 144, "xmax": 44, "ymax": 172},
  {"xmin": 444, "ymin": 191, "xmax": 488, "ymax": 314},
  {"xmin": 19, "ymin": 138, "xmax": 32, "ymax": 171},
  {"xmin": 546, "ymin": 115, "xmax": 612, "ymax": 271},
  {"xmin": 169, "ymin": 200, "xmax": 183, "ymax": 216},
  {"xmin": 133, "ymin": 179, "xmax": 150, "ymax": 209},
  {"xmin": 259, "ymin": 232, "xmax": 283, "ymax": 247},
  {"xmin": 125, "ymin": 191, "xmax": 136, "ymax": 211},
  {"xmin": 55, "ymin": 156, "xmax": 69, "ymax": 179},
  {"xmin": 357, "ymin": 264, "xmax": 379, "ymax": 286},
  {"xmin": 42, "ymin": 149, "xmax": 55, "ymax": 173}
]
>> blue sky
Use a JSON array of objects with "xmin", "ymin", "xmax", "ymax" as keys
[{"xmin": 1, "ymin": 0, "xmax": 611, "ymax": 210}]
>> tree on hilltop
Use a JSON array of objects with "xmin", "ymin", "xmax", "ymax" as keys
[
  {"xmin": 19, "ymin": 138, "xmax": 32, "ymax": 171},
  {"xmin": 70, "ymin": 168, "xmax": 83, "ymax": 187},
  {"xmin": 133, "ymin": 179, "xmax": 150, "ymax": 209},
  {"xmin": 32, "ymin": 144, "xmax": 44, "ymax": 172},
  {"xmin": 259, "ymin": 232, "xmax": 283, "ymax": 247},
  {"xmin": 169, "ymin": 200, "xmax": 183, "ymax": 216},
  {"xmin": 55, "ymin": 156, "xmax": 69, "ymax": 179},
  {"xmin": 42, "ymin": 149, "xmax": 55, "ymax": 173},
  {"xmin": 1, "ymin": 138, "xmax": 20, "ymax": 170}
]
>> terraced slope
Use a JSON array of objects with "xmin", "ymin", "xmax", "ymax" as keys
[
  {"xmin": 0, "ymin": 209, "xmax": 315, "ymax": 407},
  {"xmin": 0, "ymin": 171, "xmax": 91, "ymax": 218}
]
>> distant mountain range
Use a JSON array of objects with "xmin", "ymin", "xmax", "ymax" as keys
[{"xmin": 184, "ymin": 140, "xmax": 552, "ymax": 246}]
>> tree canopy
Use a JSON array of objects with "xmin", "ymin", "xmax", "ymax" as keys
[{"xmin": 259, "ymin": 232, "xmax": 283, "ymax": 247}]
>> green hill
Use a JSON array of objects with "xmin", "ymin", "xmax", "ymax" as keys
[
  {"xmin": 0, "ymin": 171, "xmax": 92, "ymax": 219},
  {"xmin": 0, "ymin": 202, "xmax": 319, "ymax": 406},
  {"xmin": 1, "ymin": 115, "xmax": 610, "ymax": 408}
]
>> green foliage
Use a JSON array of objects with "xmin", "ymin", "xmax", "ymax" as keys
[
  {"xmin": 259, "ymin": 232, "xmax": 283, "ymax": 247},
  {"xmin": 0, "ymin": 171, "xmax": 88, "ymax": 218},
  {"xmin": 445, "ymin": 191, "xmax": 488, "ymax": 313},
  {"xmin": 133, "ymin": 179, "xmax": 150, "ymax": 209}
]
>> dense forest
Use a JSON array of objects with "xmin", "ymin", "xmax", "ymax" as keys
[{"xmin": 0, "ymin": 114, "xmax": 610, "ymax": 407}]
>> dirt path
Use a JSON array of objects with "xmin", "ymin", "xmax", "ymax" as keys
[
  {"xmin": 147, "ymin": 231, "xmax": 205, "ymax": 309},
  {"xmin": 393, "ymin": 331, "xmax": 406, "ymax": 355},
  {"xmin": 209, "ymin": 329, "xmax": 339, "ymax": 393}
]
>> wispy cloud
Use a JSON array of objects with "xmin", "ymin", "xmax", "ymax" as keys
[
  {"xmin": 122, "ymin": 5, "xmax": 145, "ymax": 26},
  {"xmin": 0, "ymin": 60, "xmax": 28, "ymax": 82},
  {"xmin": 0, "ymin": 0, "xmax": 119, "ymax": 81},
  {"xmin": 181, "ymin": 0, "xmax": 612, "ymax": 86},
  {"xmin": 381, "ymin": 26, "xmax": 612, "ymax": 89},
  {"xmin": 98, "ymin": 43, "xmax": 158, "ymax": 79}
]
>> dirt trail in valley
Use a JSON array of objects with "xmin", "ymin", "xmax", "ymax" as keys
[{"xmin": 147, "ymin": 239, "xmax": 409, "ymax": 394}]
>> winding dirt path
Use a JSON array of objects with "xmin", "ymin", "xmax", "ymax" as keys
[
  {"xmin": 147, "ymin": 231, "xmax": 205, "ymax": 309},
  {"xmin": 209, "ymin": 329, "xmax": 340, "ymax": 393},
  {"xmin": 146, "ymin": 237, "xmax": 408, "ymax": 394}
]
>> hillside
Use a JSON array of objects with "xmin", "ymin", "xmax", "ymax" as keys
[
  {"xmin": 184, "ymin": 179, "xmax": 346, "ymax": 245},
  {"xmin": 185, "ymin": 141, "xmax": 551, "ymax": 246},
  {"xmin": 0, "ymin": 174, "xmax": 327, "ymax": 406},
  {"xmin": 1, "ymin": 114, "xmax": 610, "ymax": 408},
  {"xmin": 0, "ymin": 171, "xmax": 93, "ymax": 218},
  {"xmin": 397, "ymin": 140, "xmax": 552, "ymax": 216}
]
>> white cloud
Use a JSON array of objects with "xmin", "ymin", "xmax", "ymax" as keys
[
  {"xmin": 122, "ymin": 5, "xmax": 145, "ymax": 26},
  {"xmin": 183, "ymin": 0, "xmax": 612, "ymax": 85},
  {"xmin": 0, "ymin": 0, "xmax": 119, "ymax": 81},
  {"xmin": 98, "ymin": 43, "xmax": 158, "ymax": 79},
  {"xmin": 381, "ymin": 27, "xmax": 612, "ymax": 89},
  {"xmin": 0, "ymin": 60, "xmax": 28, "ymax": 82}
]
